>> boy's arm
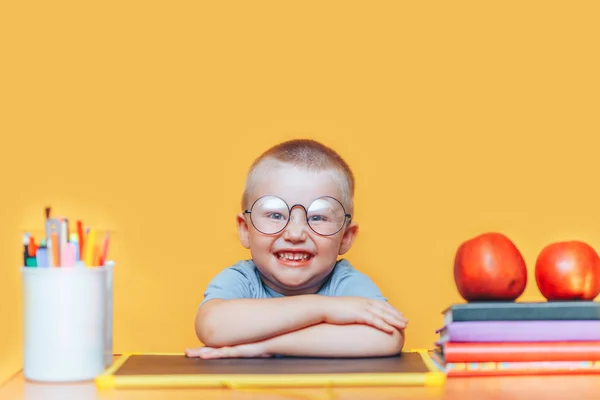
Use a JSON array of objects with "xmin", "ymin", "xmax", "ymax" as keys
[
  {"xmin": 196, "ymin": 294, "xmax": 406, "ymax": 348},
  {"xmin": 196, "ymin": 295, "xmax": 406, "ymax": 347},
  {"xmin": 196, "ymin": 266, "xmax": 327, "ymax": 347},
  {"xmin": 264, "ymin": 323, "xmax": 405, "ymax": 358},
  {"xmin": 196, "ymin": 295, "xmax": 323, "ymax": 347},
  {"xmin": 187, "ymin": 323, "xmax": 405, "ymax": 359},
  {"xmin": 197, "ymin": 261, "xmax": 406, "ymax": 347}
]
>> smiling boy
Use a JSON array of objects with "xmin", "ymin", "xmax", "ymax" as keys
[{"xmin": 185, "ymin": 139, "xmax": 407, "ymax": 359}]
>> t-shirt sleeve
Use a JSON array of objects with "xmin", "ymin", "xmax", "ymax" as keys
[
  {"xmin": 332, "ymin": 269, "xmax": 388, "ymax": 301},
  {"xmin": 200, "ymin": 266, "xmax": 254, "ymax": 306}
]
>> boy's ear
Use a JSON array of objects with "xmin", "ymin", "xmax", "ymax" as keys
[
  {"xmin": 236, "ymin": 213, "xmax": 251, "ymax": 249},
  {"xmin": 338, "ymin": 220, "xmax": 358, "ymax": 255}
]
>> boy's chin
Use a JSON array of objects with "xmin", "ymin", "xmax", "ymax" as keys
[{"xmin": 270, "ymin": 271, "xmax": 331, "ymax": 294}]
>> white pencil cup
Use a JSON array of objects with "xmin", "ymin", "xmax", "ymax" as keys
[
  {"xmin": 104, "ymin": 261, "xmax": 114, "ymax": 368},
  {"xmin": 22, "ymin": 264, "xmax": 114, "ymax": 382}
]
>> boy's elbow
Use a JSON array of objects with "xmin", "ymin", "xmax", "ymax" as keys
[
  {"xmin": 378, "ymin": 328, "xmax": 405, "ymax": 356},
  {"xmin": 391, "ymin": 328, "xmax": 406, "ymax": 355},
  {"xmin": 194, "ymin": 300, "xmax": 226, "ymax": 347}
]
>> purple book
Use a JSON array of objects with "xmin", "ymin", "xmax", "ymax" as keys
[{"xmin": 435, "ymin": 320, "xmax": 600, "ymax": 344}]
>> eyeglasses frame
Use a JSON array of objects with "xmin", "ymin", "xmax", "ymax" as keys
[{"xmin": 243, "ymin": 195, "xmax": 352, "ymax": 237}]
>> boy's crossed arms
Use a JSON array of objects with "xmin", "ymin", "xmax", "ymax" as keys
[{"xmin": 185, "ymin": 295, "xmax": 407, "ymax": 359}]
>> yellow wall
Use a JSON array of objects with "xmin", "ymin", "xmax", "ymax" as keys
[{"xmin": 2, "ymin": 1, "xmax": 599, "ymax": 380}]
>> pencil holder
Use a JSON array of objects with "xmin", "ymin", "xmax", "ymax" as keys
[
  {"xmin": 104, "ymin": 261, "xmax": 114, "ymax": 368},
  {"xmin": 21, "ymin": 265, "xmax": 112, "ymax": 382}
]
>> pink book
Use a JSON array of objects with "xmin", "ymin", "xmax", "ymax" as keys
[{"xmin": 436, "ymin": 321, "xmax": 600, "ymax": 344}]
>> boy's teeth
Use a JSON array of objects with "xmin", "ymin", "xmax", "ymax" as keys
[{"xmin": 278, "ymin": 252, "xmax": 311, "ymax": 261}]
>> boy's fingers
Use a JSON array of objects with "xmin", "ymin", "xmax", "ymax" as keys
[
  {"xmin": 382, "ymin": 302, "xmax": 401, "ymax": 314},
  {"xmin": 365, "ymin": 311, "xmax": 395, "ymax": 333},
  {"xmin": 386, "ymin": 316, "xmax": 407, "ymax": 330},
  {"xmin": 201, "ymin": 347, "xmax": 236, "ymax": 359},
  {"xmin": 185, "ymin": 347, "xmax": 212, "ymax": 357},
  {"xmin": 386, "ymin": 311, "xmax": 408, "ymax": 324},
  {"xmin": 370, "ymin": 307, "xmax": 408, "ymax": 331},
  {"xmin": 378, "ymin": 303, "xmax": 407, "ymax": 323},
  {"xmin": 368, "ymin": 304, "xmax": 401, "ymax": 324},
  {"xmin": 381, "ymin": 302, "xmax": 405, "ymax": 319},
  {"xmin": 374, "ymin": 319, "xmax": 395, "ymax": 334}
]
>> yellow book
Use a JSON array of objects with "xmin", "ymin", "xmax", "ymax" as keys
[{"xmin": 96, "ymin": 350, "xmax": 445, "ymax": 389}]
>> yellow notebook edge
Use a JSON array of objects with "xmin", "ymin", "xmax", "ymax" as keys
[
  {"xmin": 95, "ymin": 353, "xmax": 131, "ymax": 389},
  {"xmin": 95, "ymin": 349, "xmax": 446, "ymax": 389},
  {"xmin": 412, "ymin": 348, "xmax": 446, "ymax": 386}
]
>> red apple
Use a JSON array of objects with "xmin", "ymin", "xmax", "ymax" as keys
[
  {"xmin": 454, "ymin": 232, "xmax": 528, "ymax": 301},
  {"xmin": 535, "ymin": 241, "xmax": 600, "ymax": 301}
]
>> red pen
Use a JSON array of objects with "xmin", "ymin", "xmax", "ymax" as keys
[
  {"xmin": 99, "ymin": 232, "xmax": 110, "ymax": 266},
  {"xmin": 76, "ymin": 220, "xmax": 85, "ymax": 262}
]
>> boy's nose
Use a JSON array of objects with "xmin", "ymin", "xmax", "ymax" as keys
[{"xmin": 283, "ymin": 209, "xmax": 308, "ymax": 242}]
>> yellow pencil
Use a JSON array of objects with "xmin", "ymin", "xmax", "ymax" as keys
[{"xmin": 84, "ymin": 228, "xmax": 97, "ymax": 266}]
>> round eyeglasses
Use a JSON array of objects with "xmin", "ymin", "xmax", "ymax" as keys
[{"xmin": 244, "ymin": 195, "xmax": 352, "ymax": 236}]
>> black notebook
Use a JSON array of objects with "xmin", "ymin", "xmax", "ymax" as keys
[{"xmin": 442, "ymin": 301, "xmax": 600, "ymax": 325}]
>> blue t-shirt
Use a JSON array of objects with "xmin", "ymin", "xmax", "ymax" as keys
[{"xmin": 200, "ymin": 258, "xmax": 386, "ymax": 306}]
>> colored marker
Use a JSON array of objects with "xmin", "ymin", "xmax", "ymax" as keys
[
  {"xmin": 23, "ymin": 233, "xmax": 32, "ymax": 266},
  {"xmin": 28, "ymin": 235, "xmax": 37, "ymax": 257},
  {"xmin": 36, "ymin": 247, "xmax": 49, "ymax": 267},
  {"xmin": 47, "ymin": 237, "xmax": 54, "ymax": 267},
  {"xmin": 51, "ymin": 231, "xmax": 59, "ymax": 267},
  {"xmin": 76, "ymin": 220, "xmax": 85, "ymax": 262},
  {"xmin": 61, "ymin": 243, "xmax": 76, "ymax": 267},
  {"xmin": 93, "ymin": 244, "xmax": 101, "ymax": 266},
  {"xmin": 70, "ymin": 233, "xmax": 80, "ymax": 261},
  {"xmin": 99, "ymin": 231, "xmax": 110, "ymax": 266},
  {"xmin": 60, "ymin": 219, "xmax": 68, "ymax": 263},
  {"xmin": 45, "ymin": 219, "xmax": 61, "ymax": 266},
  {"xmin": 84, "ymin": 228, "xmax": 97, "ymax": 266}
]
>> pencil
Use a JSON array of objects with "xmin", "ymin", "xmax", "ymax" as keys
[
  {"xmin": 51, "ymin": 231, "xmax": 60, "ymax": 267},
  {"xmin": 84, "ymin": 228, "xmax": 97, "ymax": 267}
]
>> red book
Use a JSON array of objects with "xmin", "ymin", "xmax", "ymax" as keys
[
  {"xmin": 442, "ymin": 341, "xmax": 600, "ymax": 362},
  {"xmin": 431, "ymin": 350, "xmax": 600, "ymax": 377}
]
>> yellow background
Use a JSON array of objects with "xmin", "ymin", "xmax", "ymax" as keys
[{"xmin": 1, "ymin": 1, "xmax": 599, "ymax": 383}]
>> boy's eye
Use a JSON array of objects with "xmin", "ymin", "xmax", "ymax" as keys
[{"xmin": 266, "ymin": 212, "xmax": 286, "ymax": 220}]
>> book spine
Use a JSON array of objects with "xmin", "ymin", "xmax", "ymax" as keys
[
  {"xmin": 451, "ymin": 308, "xmax": 600, "ymax": 322},
  {"xmin": 445, "ymin": 361, "xmax": 600, "ymax": 377},
  {"xmin": 444, "ymin": 342, "xmax": 600, "ymax": 363},
  {"xmin": 447, "ymin": 321, "xmax": 600, "ymax": 342}
]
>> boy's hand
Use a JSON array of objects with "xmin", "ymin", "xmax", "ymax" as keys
[
  {"xmin": 323, "ymin": 297, "xmax": 407, "ymax": 334},
  {"xmin": 185, "ymin": 342, "xmax": 272, "ymax": 359}
]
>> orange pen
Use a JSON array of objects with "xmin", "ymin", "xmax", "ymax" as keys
[
  {"xmin": 51, "ymin": 231, "xmax": 60, "ymax": 267},
  {"xmin": 99, "ymin": 232, "xmax": 110, "ymax": 266},
  {"xmin": 28, "ymin": 236, "xmax": 37, "ymax": 257},
  {"xmin": 76, "ymin": 220, "xmax": 85, "ymax": 262}
]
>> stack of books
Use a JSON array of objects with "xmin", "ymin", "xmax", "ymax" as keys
[{"xmin": 431, "ymin": 301, "xmax": 600, "ymax": 377}]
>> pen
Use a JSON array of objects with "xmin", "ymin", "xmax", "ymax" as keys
[
  {"xmin": 93, "ymin": 244, "xmax": 101, "ymax": 266},
  {"xmin": 76, "ymin": 220, "xmax": 84, "ymax": 262},
  {"xmin": 70, "ymin": 233, "xmax": 80, "ymax": 261},
  {"xmin": 84, "ymin": 228, "xmax": 97, "ymax": 266},
  {"xmin": 28, "ymin": 235, "xmax": 37, "ymax": 257},
  {"xmin": 23, "ymin": 233, "xmax": 30, "ymax": 266},
  {"xmin": 36, "ymin": 246, "xmax": 49, "ymax": 267},
  {"xmin": 47, "ymin": 237, "xmax": 54, "ymax": 267},
  {"xmin": 60, "ymin": 219, "xmax": 68, "ymax": 265},
  {"xmin": 99, "ymin": 231, "xmax": 110, "ymax": 266},
  {"xmin": 51, "ymin": 231, "xmax": 59, "ymax": 267},
  {"xmin": 46, "ymin": 219, "xmax": 61, "ymax": 267},
  {"xmin": 61, "ymin": 243, "xmax": 76, "ymax": 267}
]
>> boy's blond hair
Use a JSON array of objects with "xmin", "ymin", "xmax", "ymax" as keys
[{"xmin": 242, "ymin": 139, "xmax": 355, "ymax": 214}]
